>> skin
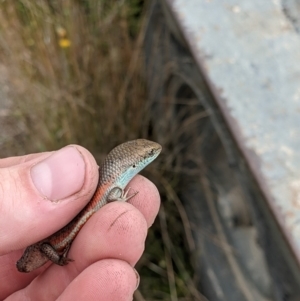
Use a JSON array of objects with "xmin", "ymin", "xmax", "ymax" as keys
[{"xmin": 0, "ymin": 145, "xmax": 161, "ymax": 301}]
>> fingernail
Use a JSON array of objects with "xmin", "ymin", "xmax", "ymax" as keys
[
  {"xmin": 31, "ymin": 146, "xmax": 85, "ymax": 201},
  {"xmin": 133, "ymin": 268, "xmax": 140, "ymax": 290}
]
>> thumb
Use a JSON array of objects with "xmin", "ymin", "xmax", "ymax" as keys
[{"xmin": 0, "ymin": 145, "xmax": 99, "ymax": 254}]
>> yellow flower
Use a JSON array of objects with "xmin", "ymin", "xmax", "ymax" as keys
[{"xmin": 59, "ymin": 38, "xmax": 71, "ymax": 48}]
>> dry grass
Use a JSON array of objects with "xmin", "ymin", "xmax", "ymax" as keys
[
  {"xmin": 0, "ymin": 1, "xmax": 204, "ymax": 300},
  {"xmin": 0, "ymin": 0, "xmax": 148, "ymax": 157}
]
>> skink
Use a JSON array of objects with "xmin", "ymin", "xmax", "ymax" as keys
[{"xmin": 16, "ymin": 139, "xmax": 162, "ymax": 273}]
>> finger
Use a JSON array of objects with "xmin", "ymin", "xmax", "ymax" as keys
[
  {"xmin": 73, "ymin": 201, "xmax": 148, "ymax": 267},
  {"xmin": 4, "ymin": 203, "xmax": 146, "ymax": 299},
  {"xmin": 126, "ymin": 175, "xmax": 161, "ymax": 227},
  {"xmin": 7, "ymin": 260, "xmax": 138, "ymax": 301},
  {"xmin": 0, "ymin": 145, "xmax": 99, "ymax": 253},
  {"xmin": 0, "ymin": 175, "xmax": 160, "ymax": 299},
  {"xmin": 67, "ymin": 175, "xmax": 160, "ymax": 268},
  {"xmin": 57, "ymin": 260, "xmax": 139, "ymax": 301},
  {"xmin": 0, "ymin": 153, "xmax": 51, "ymax": 168},
  {"xmin": 14, "ymin": 201, "xmax": 147, "ymax": 299}
]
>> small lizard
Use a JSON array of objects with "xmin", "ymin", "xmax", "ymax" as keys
[{"xmin": 16, "ymin": 139, "xmax": 162, "ymax": 272}]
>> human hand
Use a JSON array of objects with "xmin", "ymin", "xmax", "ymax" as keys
[{"xmin": 0, "ymin": 145, "xmax": 160, "ymax": 300}]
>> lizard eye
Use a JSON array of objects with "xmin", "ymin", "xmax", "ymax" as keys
[{"xmin": 132, "ymin": 164, "xmax": 136, "ymax": 168}]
